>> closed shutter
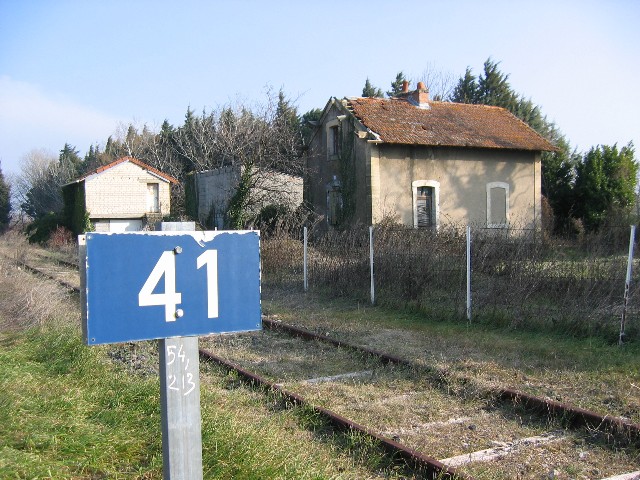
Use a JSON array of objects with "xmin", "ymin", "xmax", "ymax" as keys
[
  {"xmin": 416, "ymin": 186, "xmax": 434, "ymax": 228},
  {"xmin": 489, "ymin": 187, "xmax": 507, "ymax": 226}
]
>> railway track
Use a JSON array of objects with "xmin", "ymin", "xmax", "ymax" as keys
[{"xmin": 8, "ymin": 248, "xmax": 640, "ymax": 479}]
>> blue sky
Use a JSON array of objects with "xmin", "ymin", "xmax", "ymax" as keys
[{"xmin": 1, "ymin": 0, "xmax": 639, "ymax": 175}]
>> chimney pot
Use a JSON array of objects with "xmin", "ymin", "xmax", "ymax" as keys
[
  {"xmin": 408, "ymin": 82, "xmax": 430, "ymax": 108},
  {"xmin": 402, "ymin": 80, "xmax": 409, "ymax": 93}
]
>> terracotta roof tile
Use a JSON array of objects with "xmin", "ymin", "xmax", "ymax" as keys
[
  {"xmin": 71, "ymin": 156, "xmax": 179, "ymax": 184},
  {"xmin": 346, "ymin": 97, "xmax": 556, "ymax": 152}
]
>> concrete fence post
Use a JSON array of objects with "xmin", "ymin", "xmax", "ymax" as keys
[
  {"xmin": 620, "ymin": 224, "xmax": 636, "ymax": 345},
  {"xmin": 466, "ymin": 225, "xmax": 472, "ymax": 322},
  {"xmin": 370, "ymin": 226, "xmax": 375, "ymax": 305}
]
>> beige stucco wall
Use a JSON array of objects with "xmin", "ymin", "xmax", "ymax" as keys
[
  {"xmin": 84, "ymin": 161, "xmax": 171, "ymax": 219},
  {"xmin": 374, "ymin": 145, "xmax": 541, "ymax": 229}
]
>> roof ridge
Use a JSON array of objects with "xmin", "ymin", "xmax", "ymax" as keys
[
  {"xmin": 343, "ymin": 96, "xmax": 556, "ymax": 152},
  {"xmin": 68, "ymin": 156, "xmax": 179, "ymax": 184}
]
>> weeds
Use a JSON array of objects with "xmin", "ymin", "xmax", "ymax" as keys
[{"xmin": 262, "ymin": 224, "xmax": 640, "ymax": 341}]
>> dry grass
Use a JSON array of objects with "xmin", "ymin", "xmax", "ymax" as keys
[
  {"xmin": 0, "ymin": 232, "xmax": 414, "ymax": 479},
  {"xmin": 262, "ymin": 286, "xmax": 640, "ymax": 426},
  {"xmin": 5, "ymin": 231, "xmax": 639, "ymax": 478},
  {"xmin": 201, "ymin": 322, "xmax": 639, "ymax": 479},
  {"xmin": 0, "ymin": 253, "xmax": 74, "ymax": 331},
  {"xmin": 461, "ymin": 432, "xmax": 640, "ymax": 479},
  {"xmin": 262, "ymin": 226, "xmax": 640, "ymax": 341}
]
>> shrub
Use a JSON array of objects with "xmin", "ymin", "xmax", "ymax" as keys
[
  {"xmin": 47, "ymin": 225, "xmax": 75, "ymax": 249},
  {"xmin": 25, "ymin": 213, "xmax": 66, "ymax": 244}
]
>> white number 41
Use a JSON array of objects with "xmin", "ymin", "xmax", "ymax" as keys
[{"xmin": 138, "ymin": 250, "xmax": 218, "ymax": 322}]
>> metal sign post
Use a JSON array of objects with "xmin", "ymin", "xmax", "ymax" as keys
[
  {"xmin": 157, "ymin": 222, "xmax": 202, "ymax": 480},
  {"xmin": 79, "ymin": 224, "xmax": 261, "ymax": 479},
  {"xmin": 160, "ymin": 335, "xmax": 202, "ymax": 479}
]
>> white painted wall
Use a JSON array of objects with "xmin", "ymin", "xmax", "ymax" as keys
[{"xmin": 84, "ymin": 161, "xmax": 171, "ymax": 219}]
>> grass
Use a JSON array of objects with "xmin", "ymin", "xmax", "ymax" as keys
[
  {"xmin": 3, "ymin": 233, "xmax": 640, "ymax": 478},
  {"xmin": 0, "ymin": 326, "xmax": 163, "ymax": 479},
  {"xmin": 0, "ymin": 240, "xmax": 414, "ymax": 479}
]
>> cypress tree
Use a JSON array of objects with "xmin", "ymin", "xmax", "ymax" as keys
[
  {"xmin": 574, "ymin": 143, "xmax": 638, "ymax": 231},
  {"xmin": 387, "ymin": 71, "xmax": 407, "ymax": 97},
  {"xmin": 362, "ymin": 78, "xmax": 383, "ymax": 98},
  {"xmin": 451, "ymin": 68, "xmax": 478, "ymax": 103},
  {"xmin": 0, "ymin": 162, "xmax": 10, "ymax": 232}
]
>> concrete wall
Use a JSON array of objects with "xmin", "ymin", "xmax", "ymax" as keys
[
  {"xmin": 196, "ymin": 165, "xmax": 303, "ymax": 227},
  {"xmin": 84, "ymin": 161, "xmax": 171, "ymax": 219}
]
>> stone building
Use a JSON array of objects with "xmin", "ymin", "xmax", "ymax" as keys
[{"xmin": 305, "ymin": 82, "xmax": 556, "ymax": 230}]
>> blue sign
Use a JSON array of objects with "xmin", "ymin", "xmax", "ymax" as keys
[{"xmin": 81, "ymin": 231, "xmax": 261, "ymax": 345}]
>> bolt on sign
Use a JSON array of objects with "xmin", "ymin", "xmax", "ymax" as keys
[{"xmin": 79, "ymin": 230, "xmax": 262, "ymax": 345}]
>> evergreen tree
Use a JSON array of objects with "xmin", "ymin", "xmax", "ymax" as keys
[
  {"xmin": 59, "ymin": 143, "xmax": 82, "ymax": 178},
  {"xmin": 274, "ymin": 90, "xmax": 303, "ymax": 171},
  {"xmin": 83, "ymin": 144, "xmax": 101, "ymax": 173},
  {"xmin": 102, "ymin": 136, "xmax": 120, "ymax": 164},
  {"xmin": 387, "ymin": 71, "xmax": 408, "ymax": 97},
  {"xmin": 542, "ymin": 136, "xmax": 579, "ymax": 232},
  {"xmin": 0, "ymin": 162, "xmax": 11, "ymax": 232},
  {"xmin": 574, "ymin": 143, "xmax": 638, "ymax": 231},
  {"xmin": 477, "ymin": 59, "xmax": 517, "ymax": 108},
  {"xmin": 450, "ymin": 68, "xmax": 478, "ymax": 103},
  {"xmin": 299, "ymin": 108, "xmax": 323, "ymax": 146},
  {"xmin": 362, "ymin": 78, "xmax": 383, "ymax": 98}
]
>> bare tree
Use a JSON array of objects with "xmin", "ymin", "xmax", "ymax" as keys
[
  {"xmin": 14, "ymin": 149, "xmax": 74, "ymax": 218},
  {"xmin": 416, "ymin": 63, "xmax": 456, "ymax": 101},
  {"xmin": 173, "ymin": 90, "xmax": 304, "ymax": 227}
]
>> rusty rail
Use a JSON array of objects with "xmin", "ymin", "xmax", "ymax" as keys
[
  {"xmin": 199, "ymin": 348, "xmax": 469, "ymax": 479},
  {"xmin": 262, "ymin": 318, "xmax": 640, "ymax": 446}
]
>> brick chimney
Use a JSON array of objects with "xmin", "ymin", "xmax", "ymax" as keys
[{"xmin": 409, "ymin": 81, "xmax": 430, "ymax": 108}]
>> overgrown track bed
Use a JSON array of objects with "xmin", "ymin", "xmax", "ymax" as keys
[
  {"xmin": 263, "ymin": 319, "xmax": 640, "ymax": 446},
  {"xmin": 10, "ymin": 248, "xmax": 640, "ymax": 479},
  {"xmin": 1, "ymin": 247, "xmax": 80, "ymax": 292},
  {"xmin": 201, "ymin": 329, "xmax": 639, "ymax": 479}
]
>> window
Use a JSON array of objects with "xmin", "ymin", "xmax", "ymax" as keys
[
  {"xmin": 326, "ymin": 119, "xmax": 341, "ymax": 160},
  {"xmin": 147, "ymin": 183, "xmax": 159, "ymax": 213},
  {"xmin": 416, "ymin": 186, "xmax": 435, "ymax": 227},
  {"xmin": 412, "ymin": 180, "xmax": 439, "ymax": 228},
  {"xmin": 486, "ymin": 182, "xmax": 509, "ymax": 228},
  {"xmin": 330, "ymin": 125, "xmax": 341, "ymax": 157}
]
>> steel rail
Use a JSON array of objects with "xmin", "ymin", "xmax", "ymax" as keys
[
  {"xmin": 262, "ymin": 318, "xmax": 640, "ymax": 445},
  {"xmin": 14, "ymin": 257, "xmax": 80, "ymax": 294},
  {"xmin": 199, "ymin": 348, "xmax": 470, "ymax": 479}
]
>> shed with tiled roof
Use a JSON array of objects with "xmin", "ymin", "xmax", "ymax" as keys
[
  {"xmin": 305, "ymin": 83, "xmax": 553, "ymax": 230},
  {"xmin": 63, "ymin": 156, "xmax": 178, "ymax": 234}
]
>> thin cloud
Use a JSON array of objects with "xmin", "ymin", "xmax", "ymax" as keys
[{"xmin": 0, "ymin": 75, "xmax": 122, "ymax": 173}]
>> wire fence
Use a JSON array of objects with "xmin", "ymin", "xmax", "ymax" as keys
[{"xmin": 261, "ymin": 224, "xmax": 640, "ymax": 342}]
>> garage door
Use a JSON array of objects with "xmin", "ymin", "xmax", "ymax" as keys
[{"xmin": 109, "ymin": 219, "xmax": 143, "ymax": 232}]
